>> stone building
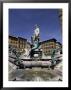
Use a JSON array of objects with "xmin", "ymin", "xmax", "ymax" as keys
[
  {"xmin": 40, "ymin": 38, "xmax": 57, "ymax": 56},
  {"xmin": 9, "ymin": 36, "xmax": 27, "ymax": 53},
  {"xmin": 9, "ymin": 35, "xmax": 62, "ymax": 56}
]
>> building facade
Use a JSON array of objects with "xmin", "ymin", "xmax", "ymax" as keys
[
  {"xmin": 40, "ymin": 38, "xmax": 57, "ymax": 56},
  {"xmin": 56, "ymin": 42, "xmax": 62, "ymax": 54},
  {"xmin": 26, "ymin": 42, "xmax": 31, "ymax": 50},
  {"xmin": 18, "ymin": 37, "xmax": 27, "ymax": 52},
  {"xmin": 9, "ymin": 36, "xmax": 27, "ymax": 53},
  {"xmin": 9, "ymin": 36, "xmax": 62, "ymax": 55},
  {"xmin": 56, "ymin": 42, "xmax": 62, "ymax": 49},
  {"xmin": 9, "ymin": 36, "xmax": 18, "ymax": 48}
]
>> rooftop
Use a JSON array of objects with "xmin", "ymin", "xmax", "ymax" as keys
[
  {"xmin": 9, "ymin": 35, "xmax": 27, "ymax": 41},
  {"xmin": 40, "ymin": 38, "xmax": 57, "ymax": 44}
]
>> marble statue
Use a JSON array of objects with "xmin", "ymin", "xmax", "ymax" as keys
[
  {"xmin": 31, "ymin": 24, "xmax": 40, "ymax": 50},
  {"xmin": 30, "ymin": 24, "xmax": 42, "ymax": 58}
]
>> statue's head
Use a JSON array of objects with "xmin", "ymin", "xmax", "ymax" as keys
[
  {"xmin": 34, "ymin": 24, "xmax": 40, "ymax": 36},
  {"xmin": 35, "ymin": 24, "xmax": 38, "ymax": 28}
]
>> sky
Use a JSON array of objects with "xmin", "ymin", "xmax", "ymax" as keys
[{"xmin": 9, "ymin": 9, "xmax": 62, "ymax": 43}]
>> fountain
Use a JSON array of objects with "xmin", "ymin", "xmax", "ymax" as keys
[
  {"xmin": 9, "ymin": 25, "xmax": 62, "ymax": 69},
  {"xmin": 20, "ymin": 24, "xmax": 42, "ymax": 60}
]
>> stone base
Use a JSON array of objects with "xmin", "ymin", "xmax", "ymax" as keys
[{"xmin": 32, "ymin": 51, "xmax": 42, "ymax": 59}]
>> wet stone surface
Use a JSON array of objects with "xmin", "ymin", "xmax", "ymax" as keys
[{"xmin": 9, "ymin": 67, "xmax": 62, "ymax": 81}]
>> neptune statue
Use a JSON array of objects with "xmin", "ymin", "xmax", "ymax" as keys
[
  {"xmin": 30, "ymin": 24, "xmax": 41, "ymax": 58},
  {"xmin": 31, "ymin": 24, "xmax": 40, "ymax": 50}
]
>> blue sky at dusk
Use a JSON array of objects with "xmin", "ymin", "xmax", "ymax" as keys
[{"xmin": 9, "ymin": 9, "xmax": 62, "ymax": 43}]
